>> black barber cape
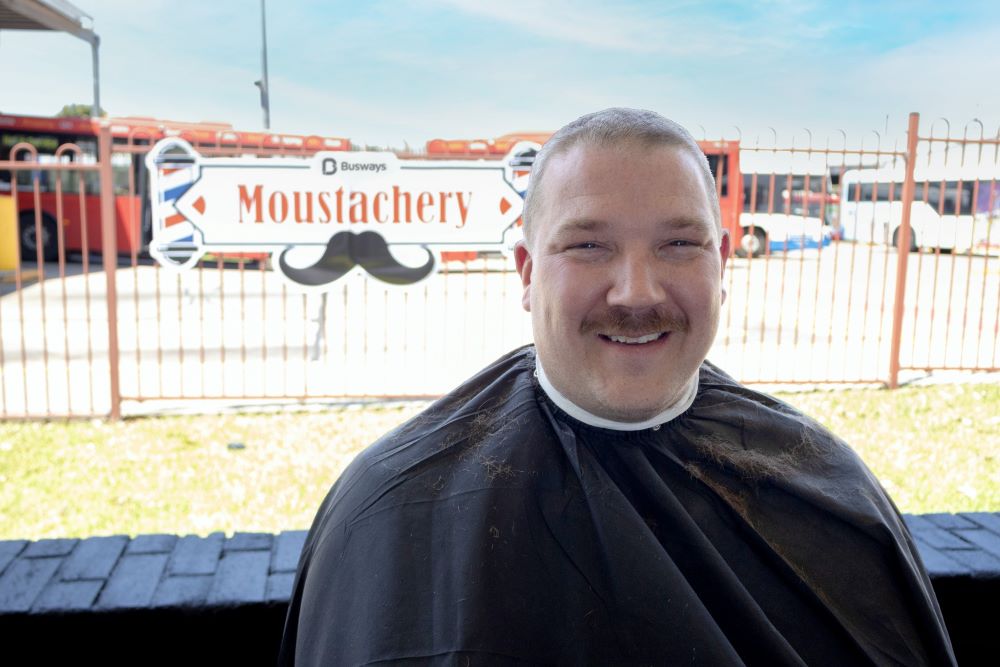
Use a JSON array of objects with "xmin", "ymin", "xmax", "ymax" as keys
[{"xmin": 279, "ymin": 346, "xmax": 955, "ymax": 666}]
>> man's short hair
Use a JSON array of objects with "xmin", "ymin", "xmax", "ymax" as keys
[{"xmin": 521, "ymin": 107, "xmax": 722, "ymax": 243}]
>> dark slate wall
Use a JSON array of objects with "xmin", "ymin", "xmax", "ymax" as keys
[{"xmin": 1, "ymin": 516, "xmax": 998, "ymax": 665}]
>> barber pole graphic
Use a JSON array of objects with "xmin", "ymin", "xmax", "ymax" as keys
[
  {"xmin": 145, "ymin": 139, "xmax": 538, "ymax": 289},
  {"xmin": 149, "ymin": 144, "xmax": 201, "ymax": 269}
]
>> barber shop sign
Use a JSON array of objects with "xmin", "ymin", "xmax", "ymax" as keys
[{"xmin": 145, "ymin": 139, "xmax": 534, "ymax": 289}]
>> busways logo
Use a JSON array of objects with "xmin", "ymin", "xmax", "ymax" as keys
[
  {"xmin": 320, "ymin": 157, "xmax": 390, "ymax": 175},
  {"xmin": 146, "ymin": 139, "xmax": 538, "ymax": 290}
]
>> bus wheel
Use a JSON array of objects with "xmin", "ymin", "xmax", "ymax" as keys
[
  {"xmin": 736, "ymin": 227, "xmax": 767, "ymax": 258},
  {"xmin": 891, "ymin": 227, "xmax": 918, "ymax": 253},
  {"xmin": 18, "ymin": 212, "xmax": 59, "ymax": 263}
]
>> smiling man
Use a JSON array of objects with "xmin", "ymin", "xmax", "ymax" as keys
[
  {"xmin": 280, "ymin": 109, "xmax": 955, "ymax": 666},
  {"xmin": 517, "ymin": 121, "xmax": 727, "ymax": 426}
]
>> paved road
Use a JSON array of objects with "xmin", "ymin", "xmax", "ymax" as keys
[{"xmin": 1, "ymin": 244, "xmax": 998, "ymax": 417}]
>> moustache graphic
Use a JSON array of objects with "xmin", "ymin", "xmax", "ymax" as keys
[
  {"xmin": 278, "ymin": 231, "xmax": 435, "ymax": 287},
  {"xmin": 581, "ymin": 306, "xmax": 689, "ymax": 337}
]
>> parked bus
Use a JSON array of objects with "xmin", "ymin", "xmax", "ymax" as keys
[
  {"xmin": 839, "ymin": 166, "xmax": 1000, "ymax": 253},
  {"xmin": 424, "ymin": 134, "xmax": 744, "ymax": 255},
  {"xmin": 737, "ymin": 152, "xmax": 837, "ymax": 257},
  {"xmin": 0, "ymin": 113, "xmax": 350, "ymax": 262}
]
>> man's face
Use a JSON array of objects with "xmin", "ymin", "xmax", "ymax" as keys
[{"xmin": 515, "ymin": 141, "xmax": 729, "ymax": 422}]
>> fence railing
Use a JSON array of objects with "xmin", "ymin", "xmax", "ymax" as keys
[{"xmin": 0, "ymin": 113, "xmax": 998, "ymax": 418}]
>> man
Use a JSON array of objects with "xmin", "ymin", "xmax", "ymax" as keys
[{"xmin": 279, "ymin": 109, "xmax": 955, "ymax": 665}]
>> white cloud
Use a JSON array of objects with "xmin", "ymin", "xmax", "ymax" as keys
[
  {"xmin": 851, "ymin": 23, "xmax": 1000, "ymax": 137},
  {"xmin": 0, "ymin": 32, "xmax": 95, "ymax": 115},
  {"xmin": 4, "ymin": 1, "xmax": 997, "ymax": 150},
  {"xmin": 428, "ymin": 0, "xmax": 840, "ymax": 57}
]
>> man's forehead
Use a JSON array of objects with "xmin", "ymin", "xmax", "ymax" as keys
[
  {"xmin": 547, "ymin": 144, "xmax": 712, "ymax": 200},
  {"xmin": 532, "ymin": 140, "xmax": 720, "ymax": 235},
  {"xmin": 546, "ymin": 141, "xmax": 705, "ymax": 189}
]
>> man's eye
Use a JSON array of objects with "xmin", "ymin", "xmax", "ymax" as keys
[
  {"xmin": 569, "ymin": 242, "xmax": 600, "ymax": 250},
  {"xmin": 662, "ymin": 240, "xmax": 704, "ymax": 257}
]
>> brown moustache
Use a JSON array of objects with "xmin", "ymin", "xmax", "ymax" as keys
[{"xmin": 580, "ymin": 306, "xmax": 689, "ymax": 337}]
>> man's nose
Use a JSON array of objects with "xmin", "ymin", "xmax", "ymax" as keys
[{"xmin": 606, "ymin": 253, "xmax": 666, "ymax": 309}]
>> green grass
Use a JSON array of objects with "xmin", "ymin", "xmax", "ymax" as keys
[
  {"xmin": 774, "ymin": 381, "xmax": 1000, "ymax": 514},
  {"xmin": 1, "ymin": 382, "xmax": 998, "ymax": 540}
]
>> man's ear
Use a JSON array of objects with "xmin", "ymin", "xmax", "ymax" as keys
[
  {"xmin": 718, "ymin": 229, "xmax": 730, "ymax": 304},
  {"xmin": 514, "ymin": 240, "xmax": 532, "ymax": 312}
]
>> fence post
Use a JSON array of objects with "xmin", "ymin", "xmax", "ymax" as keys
[
  {"xmin": 888, "ymin": 112, "xmax": 920, "ymax": 388},
  {"xmin": 99, "ymin": 125, "xmax": 122, "ymax": 419}
]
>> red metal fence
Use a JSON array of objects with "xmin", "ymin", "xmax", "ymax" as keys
[
  {"xmin": 716, "ymin": 113, "xmax": 999, "ymax": 387},
  {"xmin": 1, "ymin": 113, "xmax": 998, "ymax": 419}
]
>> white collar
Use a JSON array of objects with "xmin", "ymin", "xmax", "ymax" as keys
[{"xmin": 534, "ymin": 356, "xmax": 698, "ymax": 431}]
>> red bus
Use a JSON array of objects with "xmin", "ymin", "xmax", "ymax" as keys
[
  {"xmin": 423, "ymin": 133, "xmax": 744, "ymax": 254},
  {"xmin": 0, "ymin": 113, "xmax": 350, "ymax": 262}
]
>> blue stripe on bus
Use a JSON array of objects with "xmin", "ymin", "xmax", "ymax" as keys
[{"xmin": 769, "ymin": 236, "xmax": 832, "ymax": 252}]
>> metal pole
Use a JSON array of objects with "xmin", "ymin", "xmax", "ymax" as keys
[
  {"xmin": 91, "ymin": 35, "xmax": 101, "ymax": 117},
  {"xmin": 98, "ymin": 125, "xmax": 121, "ymax": 418},
  {"xmin": 888, "ymin": 112, "xmax": 920, "ymax": 388},
  {"xmin": 258, "ymin": 0, "xmax": 271, "ymax": 129}
]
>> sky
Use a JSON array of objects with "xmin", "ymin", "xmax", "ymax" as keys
[{"xmin": 2, "ymin": 0, "xmax": 999, "ymax": 150}]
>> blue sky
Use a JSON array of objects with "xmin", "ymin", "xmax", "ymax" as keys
[{"xmin": 2, "ymin": 0, "xmax": 998, "ymax": 149}]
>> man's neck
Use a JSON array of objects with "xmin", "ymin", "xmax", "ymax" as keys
[{"xmin": 534, "ymin": 357, "xmax": 699, "ymax": 431}]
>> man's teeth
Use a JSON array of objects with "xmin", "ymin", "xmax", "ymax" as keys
[{"xmin": 607, "ymin": 332, "xmax": 663, "ymax": 344}]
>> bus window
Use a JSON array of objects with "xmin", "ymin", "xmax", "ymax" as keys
[
  {"xmin": 743, "ymin": 173, "xmax": 773, "ymax": 213},
  {"xmin": 706, "ymin": 154, "xmax": 729, "ymax": 196},
  {"xmin": 977, "ymin": 181, "xmax": 1000, "ymax": 214},
  {"xmin": 789, "ymin": 174, "xmax": 826, "ymax": 194},
  {"xmin": 112, "ymin": 152, "xmax": 135, "ymax": 195},
  {"xmin": 943, "ymin": 181, "xmax": 975, "ymax": 215},
  {"xmin": 14, "ymin": 155, "xmax": 56, "ymax": 192}
]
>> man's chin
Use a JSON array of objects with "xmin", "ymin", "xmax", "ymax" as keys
[
  {"xmin": 589, "ymin": 379, "xmax": 693, "ymax": 423},
  {"xmin": 587, "ymin": 396, "xmax": 671, "ymax": 423}
]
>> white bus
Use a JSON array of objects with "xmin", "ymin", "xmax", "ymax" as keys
[
  {"xmin": 839, "ymin": 166, "xmax": 1000, "ymax": 253},
  {"xmin": 738, "ymin": 152, "xmax": 836, "ymax": 257}
]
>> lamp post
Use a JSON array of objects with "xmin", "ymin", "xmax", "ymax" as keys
[{"xmin": 254, "ymin": 0, "xmax": 271, "ymax": 129}]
